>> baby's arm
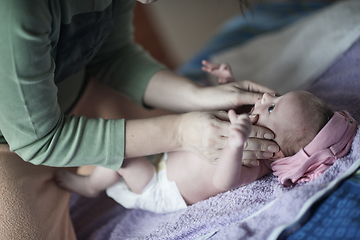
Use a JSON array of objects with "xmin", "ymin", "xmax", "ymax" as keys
[
  {"xmin": 212, "ymin": 110, "xmax": 271, "ymax": 191},
  {"xmin": 201, "ymin": 60, "xmax": 235, "ymax": 84}
]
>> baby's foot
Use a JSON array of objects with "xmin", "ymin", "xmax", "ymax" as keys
[
  {"xmin": 201, "ymin": 60, "xmax": 235, "ymax": 84},
  {"xmin": 55, "ymin": 170, "xmax": 100, "ymax": 197}
]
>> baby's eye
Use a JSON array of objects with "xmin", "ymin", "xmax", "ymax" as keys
[{"xmin": 268, "ymin": 105, "xmax": 275, "ymax": 113}]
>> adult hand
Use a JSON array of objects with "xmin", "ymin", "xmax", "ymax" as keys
[
  {"xmin": 143, "ymin": 70, "xmax": 276, "ymax": 113},
  {"xmin": 194, "ymin": 80, "xmax": 276, "ymax": 111},
  {"xmin": 177, "ymin": 111, "xmax": 229, "ymax": 162},
  {"xmin": 242, "ymin": 114, "xmax": 280, "ymax": 167},
  {"xmin": 177, "ymin": 111, "xmax": 279, "ymax": 164}
]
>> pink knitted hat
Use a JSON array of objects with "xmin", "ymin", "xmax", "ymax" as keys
[{"xmin": 271, "ymin": 111, "xmax": 358, "ymax": 187}]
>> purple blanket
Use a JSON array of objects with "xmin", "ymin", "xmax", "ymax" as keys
[{"xmin": 70, "ymin": 41, "xmax": 360, "ymax": 240}]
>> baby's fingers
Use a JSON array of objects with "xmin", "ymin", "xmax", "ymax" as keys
[
  {"xmin": 229, "ymin": 114, "xmax": 252, "ymax": 138},
  {"xmin": 228, "ymin": 109, "xmax": 238, "ymax": 123}
]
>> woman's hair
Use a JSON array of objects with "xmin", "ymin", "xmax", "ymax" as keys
[{"xmin": 281, "ymin": 91, "xmax": 334, "ymax": 157}]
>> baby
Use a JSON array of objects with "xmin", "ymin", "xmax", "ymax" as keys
[{"xmin": 55, "ymin": 62, "xmax": 358, "ymax": 214}]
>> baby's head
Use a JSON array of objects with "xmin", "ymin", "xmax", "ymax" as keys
[
  {"xmin": 252, "ymin": 90, "xmax": 358, "ymax": 186},
  {"xmin": 251, "ymin": 90, "xmax": 333, "ymax": 157}
]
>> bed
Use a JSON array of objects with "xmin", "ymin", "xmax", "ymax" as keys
[{"xmin": 70, "ymin": 1, "xmax": 360, "ymax": 239}]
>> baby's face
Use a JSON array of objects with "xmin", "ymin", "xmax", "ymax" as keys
[{"xmin": 251, "ymin": 91, "xmax": 307, "ymax": 149}]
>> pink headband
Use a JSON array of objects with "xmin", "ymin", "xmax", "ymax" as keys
[{"xmin": 271, "ymin": 111, "xmax": 358, "ymax": 187}]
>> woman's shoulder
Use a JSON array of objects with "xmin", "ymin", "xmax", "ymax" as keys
[{"xmin": 1, "ymin": 0, "xmax": 53, "ymax": 34}]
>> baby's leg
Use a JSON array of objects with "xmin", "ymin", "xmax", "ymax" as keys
[
  {"xmin": 56, "ymin": 156, "xmax": 156, "ymax": 197},
  {"xmin": 118, "ymin": 156, "xmax": 156, "ymax": 194},
  {"xmin": 55, "ymin": 166, "xmax": 121, "ymax": 197}
]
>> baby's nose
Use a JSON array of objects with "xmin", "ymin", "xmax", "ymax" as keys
[{"xmin": 261, "ymin": 92, "xmax": 275, "ymax": 104}]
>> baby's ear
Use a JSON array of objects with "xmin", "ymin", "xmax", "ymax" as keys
[{"xmin": 271, "ymin": 150, "xmax": 285, "ymax": 160}]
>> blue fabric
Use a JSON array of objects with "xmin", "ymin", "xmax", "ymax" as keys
[
  {"xmin": 177, "ymin": 2, "xmax": 328, "ymax": 86},
  {"xmin": 286, "ymin": 167, "xmax": 360, "ymax": 240}
]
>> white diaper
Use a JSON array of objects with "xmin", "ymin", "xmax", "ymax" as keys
[{"xmin": 106, "ymin": 153, "xmax": 187, "ymax": 214}]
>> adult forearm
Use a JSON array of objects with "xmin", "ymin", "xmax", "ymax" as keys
[
  {"xmin": 143, "ymin": 70, "xmax": 202, "ymax": 112},
  {"xmin": 124, "ymin": 114, "xmax": 182, "ymax": 158},
  {"xmin": 143, "ymin": 69, "xmax": 276, "ymax": 113},
  {"xmin": 124, "ymin": 111, "xmax": 232, "ymax": 162}
]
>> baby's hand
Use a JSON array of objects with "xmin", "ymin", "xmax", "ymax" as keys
[
  {"xmin": 201, "ymin": 60, "xmax": 235, "ymax": 84},
  {"xmin": 227, "ymin": 110, "xmax": 251, "ymax": 148}
]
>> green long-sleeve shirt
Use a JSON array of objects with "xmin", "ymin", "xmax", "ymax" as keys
[{"xmin": 0, "ymin": 0, "xmax": 165, "ymax": 169}]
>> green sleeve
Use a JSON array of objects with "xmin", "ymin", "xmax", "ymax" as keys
[
  {"xmin": 86, "ymin": 0, "xmax": 167, "ymax": 106},
  {"xmin": 0, "ymin": 0, "xmax": 124, "ymax": 170}
]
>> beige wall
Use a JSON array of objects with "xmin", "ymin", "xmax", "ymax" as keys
[{"xmin": 143, "ymin": 0, "xmax": 242, "ymax": 67}]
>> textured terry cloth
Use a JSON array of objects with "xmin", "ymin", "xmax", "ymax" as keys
[
  {"xmin": 106, "ymin": 153, "xmax": 187, "ymax": 214},
  {"xmin": 271, "ymin": 111, "xmax": 359, "ymax": 186}
]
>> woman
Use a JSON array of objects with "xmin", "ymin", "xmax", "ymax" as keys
[{"xmin": 0, "ymin": 0, "xmax": 278, "ymax": 238}]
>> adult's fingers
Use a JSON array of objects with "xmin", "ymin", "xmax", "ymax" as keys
[
  {"xmin": 236, "ymin": 91, "xmax": 264, "ymax": 106},
  {"xmin": 239, "ymin": 80, "xmax": 277, "ymax": 95},
  {"xmin": 244, "ymin": 137, "xmax": 279, "ymax": 153},
  {"xmin": 242, "ymin": 148, "xmax": 284, "ymax": 167},
  {"xmin": 249, "ymin": 124, "xmax": 275, "ymax": 140},
  {"xmin": 242, "ymin": 150, "xmax": 275, "ymax": 160},
  {"xmin": 212, "ymin": 110, "xmax": 230, "ymax": 121},
  {"xmin": 241, "ymin": 159, "xmax": 260, "ymax": 167},
  {"xmin": 233, "ymin": 81, "xmax": 278, "ymax": 105}
]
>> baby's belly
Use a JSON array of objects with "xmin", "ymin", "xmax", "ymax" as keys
[{"xmin": 166, "ymin": 152, "xmax": 221, "ymax": 205}]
